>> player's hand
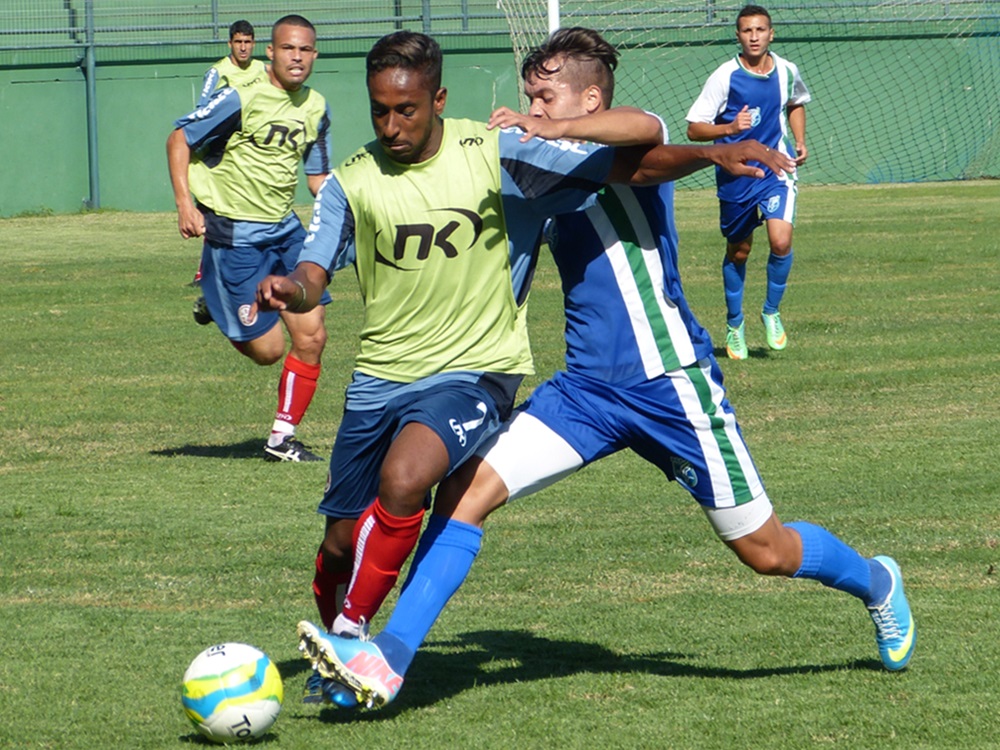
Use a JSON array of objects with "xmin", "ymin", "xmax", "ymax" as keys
[
  {"xmin": 176, "ymin": 203, "xmax": 205, "ymax": 239},
  {"xmin": 256, "ymin": 274, "xmax": 301, "ymax": 311},
  {"xmin": 795, "ymin": 141, "xmax": 809, "ymax": 166},
  {"xmin": 730, "ymin": 105, "xmax": 754, "ymax": 134},
  {"xmin": 714, "ymin": 140, "xmax": 796, "ymax": 178},
  {"xmin": 488, "ymin": 107, "xmax": 565, "ymax": 142}
]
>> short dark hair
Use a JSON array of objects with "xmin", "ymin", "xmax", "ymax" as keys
[
  {"xmin": 737, "ymin": 5, "xmax": 772, "ymax": 26},
  {"xmin": 228, "ymin": 20, "xmax": 254, "ymax": 40},
  {"xmin": 521, "ymin": 27, "xmax": 618, "ymax": 105},
  {"xmin": 272, "ymin": 14, "xmax": 316, "ymax": 41},
  {"xmin": 366, "ymin": 31, "xmax": 443, "ymax": 91}
]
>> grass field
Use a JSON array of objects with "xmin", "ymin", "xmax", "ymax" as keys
[{"xmin": 1, "ymin": 181, "xmax": 998, "ymax": 749}]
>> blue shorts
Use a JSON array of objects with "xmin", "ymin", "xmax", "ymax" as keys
[
  {"xmin": 318, "ymin": 372, "xmax": 522, "ymax": 519},
  {"xmin": 719, "ymin": 181, "xmax": 798, "ymax": 244},
  {"xmin": 199, "ymin": 211, "xmax": 332, "ymax": 342},
  {"xmin": 519, "ymin": 360, "xmax": 765, "ymax": 508}
]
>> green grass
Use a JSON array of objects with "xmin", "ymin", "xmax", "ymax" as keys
[{"xmin": 1, "ymin": 182, "xmax": 998, "ymax": 749}]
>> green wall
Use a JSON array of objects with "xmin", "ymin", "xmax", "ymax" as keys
[
  {"xmin": 0, "ymin": 49, "xmax": 522, "ymax": 217},
  {"xmin": 1, "ymin": 36, "xmax": 998, "ymax": 218}
]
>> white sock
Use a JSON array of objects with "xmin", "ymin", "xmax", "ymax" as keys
[{"xmin": 268, "ymin": 422, "xmax": 294, "ymax": 447}]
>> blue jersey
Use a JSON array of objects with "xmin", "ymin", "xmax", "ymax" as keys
[
  {"xmin": 548, "ymin": 182, "xmax": 714, "ymax": 385},
  {"xmin": 685, "ymin": 51, "xmax": 810, "ymax": 204}
]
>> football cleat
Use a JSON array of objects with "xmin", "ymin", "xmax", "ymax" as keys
[
  {"xmin": 302, "ymin": 670, "xmax": 360, "ymax": 708},
  {"xmin": 263, "ymin": 438, "xmax": 323, "ymax": 463},
  {"xmin": 867, "ymin": 556, "xmax": 916, "ymax": 671},
  {"xmin": 192, "ymin": 296, "xmax": 212, "ymax": 325},
  {"xmin": 761, "ymin": 311, "xmax": 787, "ymax": 350},
  {"xmin": 726, "ymin": 322, "xmax": 748, "ymax": 360},
  {"xmin": 297, "ymin": 620, "xmax": 403, "ymax": 709}
]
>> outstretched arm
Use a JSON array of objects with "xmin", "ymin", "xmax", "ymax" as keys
[
  {"xmin": 488, "ymin": 106, "xmax": 663, "ymax": 146},
  {"xmin": 607, "ymin": 140, "xmax": 795, "ymax": 185}
]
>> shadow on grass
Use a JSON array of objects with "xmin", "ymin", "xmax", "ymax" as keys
[
  {"xmin": 178, "ymin": 730, "xmax": 279, "ymax": 745},
  {"xmin": 281, "ymin": 629, "xmax": 874, "ymax": 724},
  {"xmin": 151, "ymin": 439, "xmax": 265, "ymax": 460}
]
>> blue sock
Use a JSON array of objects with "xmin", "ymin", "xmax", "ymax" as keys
[
  {"xmin": 763, "ymin": 251, "xmax": 793, "ymax": 315},
  {"xmin": 787, "ymin": 521, "xmax": 886, "ymax": 606},
  {"xmin": 374, "ymin": 515, "xmax": 482, "ymax": 675},
  {"xmin": 722, "ymin": 256, "xmax": 746, "ymax": 328}
]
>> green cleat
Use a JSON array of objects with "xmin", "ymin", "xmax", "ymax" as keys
[
  {"xmin": 726, "ymin": 322, "xmax": 748, "ymax": 360},
  {"xmin": 761, "ymin": 311, "xmax": 787, "ymax": 350}
]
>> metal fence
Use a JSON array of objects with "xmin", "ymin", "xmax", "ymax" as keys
[
  {"xmin": 3, "ymin": 1, "xmax": 999, "ymax": 66},
  {"xmin": 0, "ymin": 1, "xmax": 514, "ymax": 66}
]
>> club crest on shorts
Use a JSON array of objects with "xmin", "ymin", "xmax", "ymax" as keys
[
  {"xmin": 671, "ymin": 457, "xmax": 698, "ymax": 489},
  {"xmin": 238, "ymin": 304, "xmax": 258, "ymax": 327},
  {"xmin": 766, "ymin": 194, "xmax": 781, "ymax": 214}
]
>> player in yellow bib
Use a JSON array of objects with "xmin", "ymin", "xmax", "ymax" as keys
[
  {"xmin": 326, "ymin": 117, "xmax": 531, "ymax": 381},
  {"xmin": 187, "ymin": 20, "xmax": 268, "ymax": 290},
  {"xmin": 167, "ymin": 15, "xmax": 333, "ymax": 463},
  {"xmin": 197, "ymin": 20, "xmax": 267, "ymax": 108}
]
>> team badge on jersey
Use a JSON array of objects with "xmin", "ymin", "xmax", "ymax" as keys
[
  {"xmin": 749, "ymin": 107, "xmax": 762, "ymax": 128},
  {"xmin": 238, "ymin": 304, "xmax": 258, "ymax": 327}
]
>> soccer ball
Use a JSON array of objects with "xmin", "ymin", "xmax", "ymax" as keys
[{"xmin": 181, "ymin": 643, "xmax": 283, "ymax": 744}]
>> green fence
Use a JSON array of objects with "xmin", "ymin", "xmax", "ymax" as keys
[{"xmin": 1, "ymin": 1, "xmax": 998, "ymax": 217}]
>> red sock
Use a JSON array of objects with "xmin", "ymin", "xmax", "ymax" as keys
[
  {"xmin": 276, "ymin": 355, "xmax": 321, "ymax": 427},
  {"xmin": 342, "ymin": 498, "xmax": 425, "ymax": 624},
  {"xmin": 312, "ymin": 548, "xmax": 351, "ymax": 633}
]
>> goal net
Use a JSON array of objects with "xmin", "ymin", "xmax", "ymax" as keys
[{"xmin": 498, "ymin": 0, "xmax": 1000, "ymax": 185}]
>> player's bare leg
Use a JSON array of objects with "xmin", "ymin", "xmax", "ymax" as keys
[
  {"xmin": 725, "ymin": 509, "xmax": 915, "ymax": 670},
  {"xmin": 334, "ymin": 424, "xmax": 451, "ymax": 634}
]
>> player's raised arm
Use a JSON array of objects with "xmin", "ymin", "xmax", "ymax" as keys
[
  {"xmin": 608, "ymin": 140, "xmax": 795, "ymax": 186},
  {"xmin": 488, "ymin": 105, "xmax": 663, "ymax": 146}
]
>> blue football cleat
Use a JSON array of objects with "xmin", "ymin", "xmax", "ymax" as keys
[
  {"xmin": 867, "ymin": 556, "xmax": 916, "ymax": 670},
  {"xmin": 298, "ymin": 620, "xmax": 403, "ymax": 709},
  {"xmin": 302, "ymin": 669, "xmax": 359, "ymax": 708}
]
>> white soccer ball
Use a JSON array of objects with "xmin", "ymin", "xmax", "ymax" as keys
[{"xmin": 181, "ymin": 642, "xmax": 283, "ymax": 744}]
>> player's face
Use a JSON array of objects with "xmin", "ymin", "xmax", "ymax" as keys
[
  {"xmin": 524, "ymin": 64, "xmax": 591, "ymax": 120},
  {"xmin": 736, "ymin": 15, "xmax": 774, "ymax": 61},
  {"xmin": 266, "ymin": 24, "xmax": 318, "ymax": 92},
  {"xmin": 368, "ymin": 67, "xmax": 447, "ymax": 164},
  {"xmin": 228, "ymin": 33, "xmax": 255, "ymax": 68}
]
